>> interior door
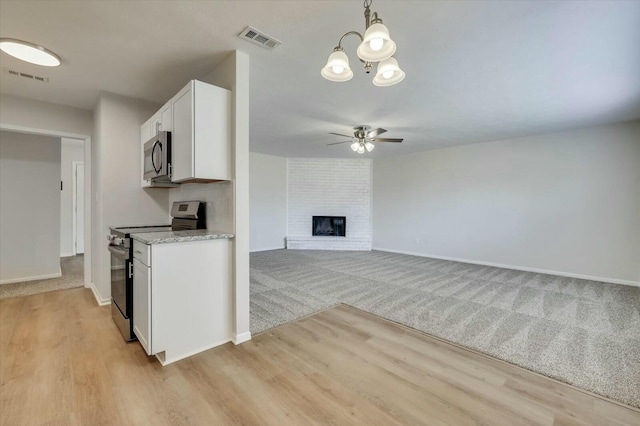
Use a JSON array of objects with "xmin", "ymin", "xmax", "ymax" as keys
[{"xmin": 74, "ymin": 162, "xmax": 85, "ymax": 254}]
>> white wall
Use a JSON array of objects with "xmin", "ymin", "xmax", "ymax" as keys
[
  {"xmin": 0, "ymin": 131, "xmax": 61, "ymax": 284},
  {"xmin": 373, "ymin": 120, "xmax": 640, "ymax": 284},
  {"xmin": 287, "ymin": 158, "xmax": 372, "ymax": 250},
  {"xmin": 205, "ymin": 51, "xmax": 251, "ymax": 343},
  {"xmin": 60, "ymin": 138, "xmax": 84, "ymax": 256},
  {"xmin": 0, "ymin": 94, "xmax": 93, "ymax": 137},
  {"xmin": 92, "ymin": 92, "xmax": 170, "ymax": 303},
  {"xmin": 249, "ymin": 152, "xmax": 286, "ymax": 252}
]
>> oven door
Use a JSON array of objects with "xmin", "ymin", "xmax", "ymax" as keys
[{"xmin": 108, "ymin": 244, "xmax": 130, "ymax": 318}]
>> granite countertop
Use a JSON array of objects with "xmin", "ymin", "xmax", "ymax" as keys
[{"xmin": 131, "ymin": 229, "xmax": 235, "ymax": 244}]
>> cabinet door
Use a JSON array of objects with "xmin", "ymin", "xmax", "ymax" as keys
[
  {"xmin": 159, "ymin": 100, "xmax": 173, "ymax": 132},
  {"xmin": 171, "ymin": 82, "xmax": 194, "ymax": 182},
  {"xmin": 193, "ymin": 81, "xmax": 231, "ymax": 180},
  {"xmin": 150, "ymin": 114, "xmax": 161, "ymax": 136},
  {"xmin": 141, "ymin": 120, "xmax": 152, "ymax": 188},
  {"xmin": 133, "ymin": 258, "xmax": 152, "ymax": 355}
]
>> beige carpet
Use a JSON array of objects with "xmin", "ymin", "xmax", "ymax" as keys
[
  {"xmin": 0, "ymin": 255, "xmax": 84, "ymax": 299},
  {"xmin": 250, "ymin": 249, "xmax": 640, "ymax": 408}
]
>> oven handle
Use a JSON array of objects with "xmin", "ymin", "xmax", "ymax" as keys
[
  {"xmin": 108, "ymin": 244, "xmax": 130, "ymax": 260},
  {"xmin": 128, "ymin": 263, "xmax": 133, "ymax": 279}
]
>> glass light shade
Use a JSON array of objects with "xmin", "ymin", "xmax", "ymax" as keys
[
  {"xmin": 0, "ymin": 39, "xmax": 61, "ymax": 67},
  {"xmin": 357, "ymin": 23, "xmax": 396, "ymax": 62},
  {"xmin": 365, "ymin": 141, "xmax": 375, "ymax": 152},
  {"xmin": 321, "ymin": 50, "xmax": 353, "ymax": 82},
  {"xmin": 356, "ymin": 145, "xmax": 366, "ymax": 154},
  {"xmin": 373, "ymin": 57, "xmax": 406, "ymax": 86},
  {"xmin": 351, "ymin": 141, "xmax": 360, "ymax": 152}
]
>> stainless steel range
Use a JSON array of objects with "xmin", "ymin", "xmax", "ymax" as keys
[
  {"xmin": 107, "ymin": 200, "xmax": 207, "ymax": 341},
  {"xmin": 108, "ymin": 224, "xmax": 171, "ymax": 341}
]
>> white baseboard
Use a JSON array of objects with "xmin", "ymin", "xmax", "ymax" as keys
[
  {"xmin": 250, "ymin": 246, "xmax": 285, "ymax": 253},
  {"xmin": 0, "ymin": 270, "xmax": 62, "ymax": 285},
  {"xmin": 373, "ymin": 247, "xmax": 640, "ymax": 288},
  {"xmin": 60, "ymin": 252, "xmax": 75, "ymax": 258},
  {"xmin": 232, "ymin": 331, "xmax": 252, "ymax": 345},
  {"xmin": 89, "ymin": 282, "xmax": 111, "ymax": 306}
]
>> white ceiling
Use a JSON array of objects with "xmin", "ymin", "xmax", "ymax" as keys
[{"xmin": 1, "ymin": 1, "xmax": 639, "ymax": 158}]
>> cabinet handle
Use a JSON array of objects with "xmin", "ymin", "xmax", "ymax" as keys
[
  {"xmin": 156, "ymin": 121, "xmax": 161, "ymax": 134},
  {"xmin": 135, "ymin": 250, "xmax": 142, "ymax": 254},
  {"xmin": 128, "ymin": 263, "xmax": 133, "ymax": 279}
]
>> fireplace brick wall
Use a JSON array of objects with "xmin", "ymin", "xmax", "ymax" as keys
[{"xmin": 287, "ymin": 158, "xmax": 371, "ymax": 250}]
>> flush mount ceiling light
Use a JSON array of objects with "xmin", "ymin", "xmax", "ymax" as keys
[
  {"xmin": 321, "ymin": 0, "xmax": 405, "ymax": 86},
  {"xmin": 0, "ymin": 38, "xmax": 61, "ymax": 67}
]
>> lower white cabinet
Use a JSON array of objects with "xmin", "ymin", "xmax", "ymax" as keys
[
  {"xmin": 132, "ymin": 257, "xmax": 151, "ymax": 354},
  {"xmin": 131, "ymin": 238, "xmax": 232, "ymax": 365}
]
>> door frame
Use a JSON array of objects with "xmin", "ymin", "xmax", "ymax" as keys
[
  {"xmin": 72, "ymin": 160, "xmax": 84, "ymax": 256},
  {"xmin": 0, "ymin": 123, "xmax": 92, "ymax": 290}
]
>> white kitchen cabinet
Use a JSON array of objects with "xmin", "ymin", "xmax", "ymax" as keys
[
  {"xmin": 140, "ymin": 100, "xmax": 173, "ymax": 188},
  {"xmin": 133, "ymin": 257, "xmax": 152, "ymax": 354},
  {"xmin": 171, "ymin": 80, "xmax": 231, "ymax": 183},
  {"xmin": 150, "ymin": 100, "xmax": 173, "ymax": 134},
  {"xmin": 132, "ymin": 238, "xmax": 232, "ymax": 365}
]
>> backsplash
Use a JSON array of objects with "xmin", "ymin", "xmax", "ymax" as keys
[{"xmin": 169, "ymin": 182, "xmax": 233, "ymax": 232}]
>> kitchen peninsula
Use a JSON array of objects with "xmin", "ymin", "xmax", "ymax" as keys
[{"xmin": 131, "ymin": 229, "xmax": 234, "ymax": 365}]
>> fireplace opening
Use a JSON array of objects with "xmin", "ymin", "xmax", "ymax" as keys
[{"xmin": 312, "ymin": 216, "xmax": 346, "ymax": 237}]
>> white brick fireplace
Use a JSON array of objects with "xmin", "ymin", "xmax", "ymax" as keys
[{"xmin": 287, "ymin": 158, "xmax": 372, "ymax": 250}]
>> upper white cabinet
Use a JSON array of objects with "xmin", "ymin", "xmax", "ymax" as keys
[
  {"xmin": 140, "ymin": 80, "xmax": 230, "ymax": 187},
  {"xmin": 141, "ymin": 100, "xmax": 173, "ymax": 188},
  {"xmin": 171, "ymin": 80, "xmax": 231, "ymax": 183},
  {"xmin": 151, "ymin": 101, "xmax": 173, "ymax": 134}
]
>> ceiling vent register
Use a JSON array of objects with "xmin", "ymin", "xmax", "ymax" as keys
[
  {"xmin": 3, "ymin": 67, "xmax": 49, "ymax": 83},
  {"xmin": 238, "ymin": 26, "xmax": 281, "ymax": 50}
]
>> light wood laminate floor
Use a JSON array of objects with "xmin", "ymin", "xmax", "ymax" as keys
[{"xmin": 1, "ymin": 288, "xmax": 638, "ymax": 425}]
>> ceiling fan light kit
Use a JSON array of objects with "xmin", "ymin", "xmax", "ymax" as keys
[
  {"xmin": 350, "ymin": 139, "xmax": 375, "ymax": 153},
  {"xmin": 0, "ymin": 38, "xmax": 61, "ymax": 67},
  {"xmin": 321, "ymin": 0, "xmax": 405, "ymax": 86}
]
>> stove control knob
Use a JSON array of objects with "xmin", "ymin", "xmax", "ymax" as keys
[
  {"xmin": 113, "ymin": 237, "xmax": 125, "ymax": 246},
  {"xmin": 107, "ymin": 235, "xmax": 114, "ymax": 242}
]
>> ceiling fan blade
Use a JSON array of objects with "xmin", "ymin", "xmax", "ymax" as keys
[
  {"xmin": 327, "ymin": 141, "xmax": 352, "ymax": 146},
  {"xmin": 374, "ymin": 138, "xmax": 403, "ymax": 143},
  {"xmin": 366, "ymin": 128, "xmax": 387, "ymax": 138},
  {"xmin": 329, "ymin": 132, "xmax": 354, "ymax": 138}
]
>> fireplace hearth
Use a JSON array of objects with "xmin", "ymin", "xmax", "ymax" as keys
[{"xmin": 312, "ymin": 216, "xmax": 346, "ymax": 237}]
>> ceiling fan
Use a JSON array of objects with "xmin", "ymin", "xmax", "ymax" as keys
[{"xmin": 328, "ymin": 125, "xmax": 403, "ymax": 154}]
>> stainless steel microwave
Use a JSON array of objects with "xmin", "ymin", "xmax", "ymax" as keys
[{"xmin": 143, "ymin": 131, "xmax": 171, "ymax": 181}]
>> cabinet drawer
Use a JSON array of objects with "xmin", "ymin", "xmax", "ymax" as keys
[{"xmin": 133, "ymin": 240, "xmax": 150, "ymax": 266}]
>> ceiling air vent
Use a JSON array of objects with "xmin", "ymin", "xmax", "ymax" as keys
[
  {"xmin": 238, "ymin": 26, "xmax": 281, "ymax": 50},
  {"xmin": 3, "ymin": 67, "xmax": 49, "ymax": 83}
]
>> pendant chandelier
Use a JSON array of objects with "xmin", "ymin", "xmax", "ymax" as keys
[{"xmin": 321, "ymin": 0, "xmax": 405, "ymax": 87}]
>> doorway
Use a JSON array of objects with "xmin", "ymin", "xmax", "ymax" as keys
[
  {"xmin": 0, "ymin": 123, "xmax": 91, "ymax": 294},
  {"xmin": 0, "ymin": 131, "xmax": 88, "ymax": 299}
]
